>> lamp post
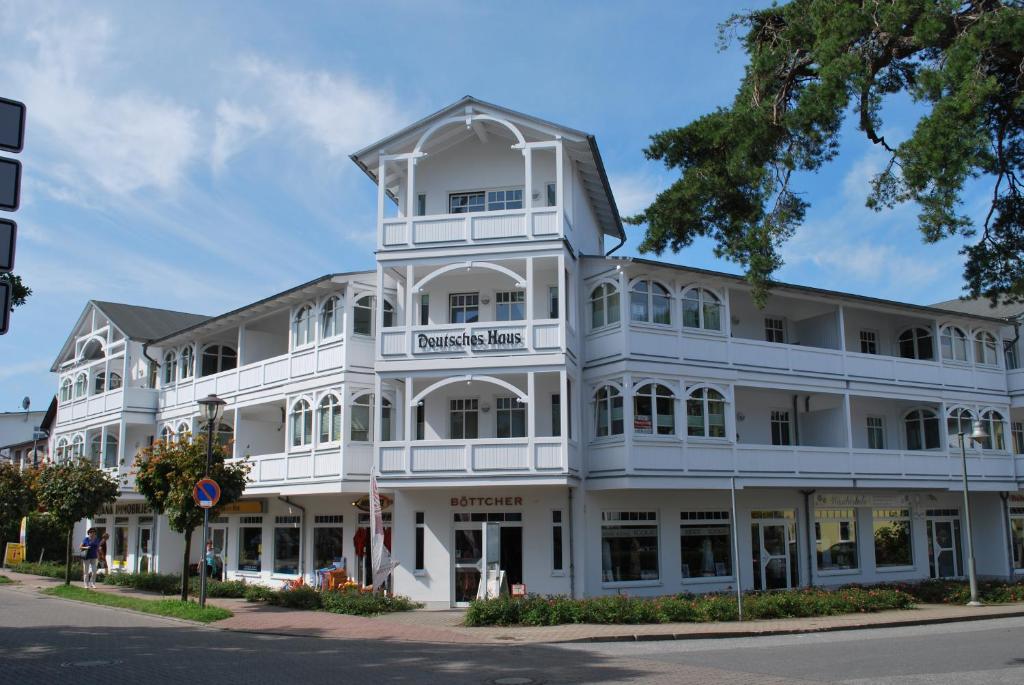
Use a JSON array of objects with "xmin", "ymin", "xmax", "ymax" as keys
[
  {"xmin": 958, "ymin": 419, "xmax": 989, "ymax": 607},
  {"xmin": 196, "ymin": 393, "xmax": 225, "ymax": 609}
]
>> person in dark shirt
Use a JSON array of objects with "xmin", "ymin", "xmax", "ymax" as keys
[{"xmin": 80, "ymin": 528, "xmax": 100, "ymax": 589}]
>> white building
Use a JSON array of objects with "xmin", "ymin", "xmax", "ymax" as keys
[{"xmin": 51, "ymin": 97, "xmax": 1024, "ymax": 605}]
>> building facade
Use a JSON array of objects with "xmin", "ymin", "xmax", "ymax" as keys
[{"xmin": 51, "ymin": 97, "xmax": 1024, "ymax": 606}]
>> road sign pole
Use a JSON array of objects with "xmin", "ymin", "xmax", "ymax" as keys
[{"xmin": 199, "ymin": 506, "xmax": 210, "ymax": 608}]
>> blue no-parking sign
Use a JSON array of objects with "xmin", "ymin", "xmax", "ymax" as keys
[{"xmin": 192, "ymin": 478, "xmax": 221, "ymax": 509}]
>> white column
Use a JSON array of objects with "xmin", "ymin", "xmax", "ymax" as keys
[
  {"xmin": 406, "ymin": 264, "xmax": 415, "ymax": 356},
  {"xmin": 523, "ymin": 147, "xmax": 533, "ymax": 212},
  {"xmin": 623, "ymin": 373, "xmax": 634, "ymax": 474},
  {"xmin": 525, "ymin": 257, "xmax": 534, "ymax": 352},
  {"xmin": 555, "ymin": 139, "xmax": 564, "ymax": 234},
  {"xmin": 837, "ymin": 305, "xmax": 847, "ymax": 352},
  {"xmin": 527, "ymin": 373, "xmax": 536, "ymax": 472},
  {"xmin": 99, "ymin": 425, "xmax": 107, "ymax": 468},
  {"xmin": 843, "ymin": 393, "xmax": 854, "ymax": 449},
  {"xmin": 406, "ymin": 156, "xmax": 416, "ymax": 218},
  {"xmin": 376, "ymin": 155, "xmax": 387, "ymax": 248},
  {"xmin": 405, "ymin": 376, "xmax": 415, "ymax": 443}
]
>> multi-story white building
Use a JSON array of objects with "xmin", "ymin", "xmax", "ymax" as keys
[{"xmin": 51, "ymin": 97, "xmax": 1024, "ymax": 605}]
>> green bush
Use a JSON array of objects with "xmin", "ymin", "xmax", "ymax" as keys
[
  {"xmin": 319, "ymin": 587, "xmax": 420, "ymax": 616},
  {"xmin": 103, "ymin": 572, "xmax": 181, "ymax": 595},
  {"xmin": 464, "ymin": 586, "xmax": 916, "ymax": 627},
  {"xmin": 9, "ymin": 561, "xmax": 81, "ymax": 581},
  {"xmin": 880, "ymin": 579, "xmax": 1024, "ymax": 604},
  {"xmin": 191, "ymin": 578, "xmax": 249, "ymax": 598},
  {"xmin": 269, "ymin": 585, "xmax": 322, "ymax": 610},
  {"xmin": 244, "ymin": 584, "xmax": 279, "ymax": 603}
]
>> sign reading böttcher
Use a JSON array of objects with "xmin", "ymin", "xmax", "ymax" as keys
[{"xmin": 192, "ymin": 478, "xmax": 221, "ymax": 509}]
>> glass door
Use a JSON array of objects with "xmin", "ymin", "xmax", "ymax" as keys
[
  {"xmin": 136, "ymin": 523, "xmax": 153, "ymax": 574},
  {"xmin": 927, "ymin": 517, "xmax": 963, "ymax": 578},
  {"xmin": 751, "ymin": 512, "xmax": 799, "ymax": 590},
  {"xmin": 453, "ymin": 526, "xmax": 483, "ymax": 606},
  {"xmin": 210, "ymin": 525, "xmax": 228, "ymax": 580}
]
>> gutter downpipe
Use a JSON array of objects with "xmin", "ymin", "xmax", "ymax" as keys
[
  {"xmin": 1000, "ymin": 492, "xmax": 1014, "ymax": 580},
  {"xmin": 142, "ymin": 342, "xmax": 160, "ymax": 383},
  {"xmin": 800, "ymin": 489, "xmax": 816, "ymax": 587},
  {"xmin": 730, "ymin": 477, "xmax": 743, "ymax": 620},
  {"xmin": 568, "ymin": 487, "xmax": 576, "ymax": 598},
  {"xmin": 278, "ymin": 496, "xmax": 307, "ymax": 578}
]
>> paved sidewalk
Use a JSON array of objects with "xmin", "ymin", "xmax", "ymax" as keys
[{"xmin": 6, "ymin": 569, "xmax": 1024, "ymax": 645}]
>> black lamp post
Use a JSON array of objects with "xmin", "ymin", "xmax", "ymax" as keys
[
  {"xmin": 196, "ymin": 393, "xmax": 225, "ymax": 608},
  {"xmin": 958, "ymin": 418, "xmax": 989, "ymax": 607}
]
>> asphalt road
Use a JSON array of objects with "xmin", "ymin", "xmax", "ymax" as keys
[{"xmin": 2, "ymin": 583, "xmax": 1023, "ymax": 685}]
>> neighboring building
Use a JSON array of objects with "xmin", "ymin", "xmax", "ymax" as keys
[
  {"xmin": 0, "ymin": 408, "xmax": 47, "ymax": 466},
  {"xmin": 51, "ymin": 97, "xmax": 1024, "ymax": 605},
  {"xmin": 0, "ymin": 396, "xmax": 56, "ymax": 469}
]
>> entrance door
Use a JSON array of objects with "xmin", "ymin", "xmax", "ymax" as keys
[
  {"xmin": 452, "ymin": 517, "xmax": 523, "ymax": 606},
  {"xmin": 927, "ymin": 516, "xmax": 963, "ymax": 578},
  {"xmin": 136, "ymin": 524, "xmax": 153, "ymax": 574},
  {"xmin": 453, "ymin": 526, "xmax": 483, "ymax": 606},
  {"xmin": 210, "ymin": 525, "xmax": 228, "ymax": 580},
  {"xmin": 751, "ymin": 514, "xmax": 799, "ymax": 590}
]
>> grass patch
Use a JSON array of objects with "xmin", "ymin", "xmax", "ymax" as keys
[
  {"xmin": 43, "ymin": 585, "xmax": 232, "ymax": 623},
  {"xmin": 0, "ymin": 575, "xmax": 12, "ymax": 584}
]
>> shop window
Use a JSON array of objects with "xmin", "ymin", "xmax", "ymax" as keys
[
  {"xmin": 681, "ymin": 288, "xmax": 722, "ymax": 331},
  {"xmin": 629, "ymin": 280, "xmax": 671, "ymax": 325},
  {"xmin": 112, "ymin": 521, "xmax": 128, "ymax": 570},
  {"xmin": 764, "ymin": 317, "xmax": 785, "ymax": 343},
  {"xmin": 866, "ymin": 416, "xmax": 885, "ymax": 450},
  {"xmin": 873, "ymin": 509, "xmax": 913, "ymax": 568},
  {"xmin": 633, "ymin": 383, "xmax": 675, "ymax": 436},
  {"xmin": 274, "ymin": 516, "xmax": 301, "ymax": 575},
  {"xmin": 680, "ymin": 511, "xmax": 732, "ymax": 578},
  {"xmin": 859, "ymin": 330, "xmax": 878, "ymax": 355},
  {"xmin": 449, "ymin": 292, "xmax": 479, "ymax": 324},
  {"xmin": 770, "ymin": 410, "xmax": 792, "ymax": 446},
  {"xmin": 201, "ymin": 345, "xmax": 237, "ymax": 376},
  {"xmin": 979, "ymin": 410, "xmax": 1006, "ymax": 450},
  {"xmin": 686, "ymin": 387, "xmax": 726, "ymax": 438},
  {"xmin": 974, "ymin": 331, "xmax": 998, "ymax": 365},
  {"xmin": 238, "ymin": 517, "xmax": 263, "ymax": 572},
  {"xmin": 552, "ymin": 511, "xmax": 564, "ymax": 573},
  {"xmin": 496, "ymin": 397, "xmax": 525, "ymax": 439},
  {"xmin": 905, "ymin": 409, "xmax": 940, "ymax": 450},
  {"xmin": 601, "ymin": 511, "xmax": 659, "ymax": 583},
  {"xmin": 180, "ymin": 346, "xmax": 194, "ymax": 379},
  {"xmin": 320, "ymin": 296, "xmax": 342, "ymax": 339},
  {"xmin": 815, "ymin": 509, "xmax": 858, "ymax": 571},
  {"xmin": 593, "ymin": 385, "xmax": 623, "ymax": 438},
  {"xmin": 350, "ymin": 394, "xmax": 373, "ymax": 442},
  {"xmin": 415, "ymin": 512, "xmax": 425, "ymax": 572},
  {"xmin": 495, "ymin": 291, "xmax": 525, "ymax": 321},
  {"xmin": 589, "ymin": 283, "xmax": 620, "ymax": 329},
  {"xmin": 1011, "ymin": 508, "xmax": 1024, "ymax": 571},
  {"xmin": 313, "ymin": 515, "xmax": 344, "ymax": 570},
  {"xmin": 290, "ymin": 399, "xmax": 313, "ymax": 447},
  {"xmin": 898, "ymin": 327, "xmax": 934, "ymax": 360},
  {"xmin": 318, "ymin": 394, "xmax": 342, "ymax": 443},
  {"xmin": 449, "ymin": 398, "xmax": 479, "ymax": 440}
]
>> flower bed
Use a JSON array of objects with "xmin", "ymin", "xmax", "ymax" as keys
[
  {"xmin": 465, "ymin": 587, "xmax": 915, "ymax": 627},
  {"xmin": 881, "ymin": 579, "xmax": 1024, "ymax": 604}
]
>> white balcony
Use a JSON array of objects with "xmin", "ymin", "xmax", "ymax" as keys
[
  {"xmin": 380, "ymin": 207, "xmax": 562, "ymax": 250},
  {"xmin": 57, "ymin": 388, "xmax": 158, "ymax": 427},
  {"xmin": 377, "ymin": 437, "xmax": 566, "ymax": 477}
]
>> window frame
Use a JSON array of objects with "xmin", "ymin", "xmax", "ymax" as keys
[
  {"xmin": 180, "ymin": 346, "xmax": 194, "ymax": 380},
  {"xmin": 320, "ymin": 296, "xmax": 342, "ymax": 340},
  {"xmin": 814, "ymin": 508, "xmax": 859, "ymax": 573},
  {"xmin": 350, "ymin": 393, "xmax": 373, "ymax": 443},
  {"xmin": 593, "ymin": 384, "xmax": 624, "ymax": 438},
  {"xmin": 449, "ymin": 398, "xmax": 479, "ymax": 440},
  {"xmin": 764, "ymin": 317, "xmax": 786, "ymax": 344},
  {"xmin": 551, "ymin": 510, "xmax": 565, "ymax": 575},
  {"xmin": 589, "ymin": 282, "xmax": 620, "ymax": 330},
  {"xmin": 680, "ymin": 511, "xmax": 733, "ymax": 580},
  {"xmin": 201, "ymin": 344, "xmax": 237, "ymax": 377},
  {"xmin": 633, "ymin": 383, "xmax": 675, "ymax": 436},
  {"xmin": 979, "ymin": 409, "xmax": 1007, "ymax": 451},
  {"xmin": 904, "ymin": 408, "xmax": 941, "ymax": 450},
  {"xmin": 292, "ymin": 304, "xmax": 315, "ymax": 348},
  {"xmin": 273, "ymin": 515, "xmax": 302, "ymax": 576},
  {"xmin": 770, "ymin": 409, "xmax": 793, "ymax": 446},
  {"xmin": 866, "ymin": 416, "xmax": 886, "ymax": 450},
  {"xmin": 289, "ymin": 398, "xmax": 313, "ymax": 448},
  {"xmin": 495, "ymin": 396, "xmax": 526, "ymax": 439},
  {"xmin": 629, "ymin": 279, "xmax": 672, "ymax": 326},
  {"xmin": 681, "ymin": 287, "xmax": 723, "ymax": 332},
  {"xmin": 494, "ymin": 290, "xmax": 525, "ymax": 322},
  {"xmin": 974, "ymin": 330, "xmax": 998, "ymax": 366},
  {"xmin": 859, "ymin": 329, "xmax": 879, "ymax": 355},
  {"xmin": 600, "ymin": 510, "xmax": 660, "ymax": 585},
  {"xmin": 162, "ymin": 351, "xmax": 177, "ymax": 385},
  {"xmin": 940, "ymin": 325, "xmax": 970, "ymax": 363},
  {"xmin": 685, "ymin": 386, "xmax": 727, "ymax": 439},
  {"xmin": 898, "ymin": 327, "xmax": 934, "ymax": 360},
  {"xmin": 449, "ymin": 292, "xmax": 480, "ymax": 324},
  {"xmin": 873, "ymin": 508, "xmax": 914, "ymax": 570},
  {"xmin": 317, "ymin": 393, "xmax": 342, "ymax": 444}
]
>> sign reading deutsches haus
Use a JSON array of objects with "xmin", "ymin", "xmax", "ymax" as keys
[{"xmin": 417, "ymin": 329, "xmax": 524, "ymax": 352}]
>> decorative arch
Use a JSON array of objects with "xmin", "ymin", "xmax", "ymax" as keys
[
  {"xmin": 413, "ymin": 261, "xmax": 524, "ymax": 293},
  {"xmin": 627, "ymin": 275, "xmax": 673, "ymax": 293},
  {"xmin": 79, "ymin": 335, "xmax": 106, "ymax": 361},
  {"xmin": 630, "ymin": 377, "xmax": 680, "ymax": 396},
  {"xmin": 901, "ymin": 405, "xmax": 941, "ymax": 421},
  {"xmin": 683, "ymin": 382, "xmax": 731, "ymax": 402},
  {"xmin": 410, "ymin": 375, "xmax": 527, "ymax": 406},
  {"xmin": 412, "ymin": 113, "xmax": 527, "ymax": 155}
]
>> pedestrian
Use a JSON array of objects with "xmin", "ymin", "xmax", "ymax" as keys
[
  {"xmin": 97, "ymin": 532, "xmax": 109, "ymax": 578},
  {"xmin": 80, "ymin": 528, "xmax": 101, "ymax": 589},
  {"xmin": 203, "ymin": 540, "xmax": 222, "ymax": 580}
]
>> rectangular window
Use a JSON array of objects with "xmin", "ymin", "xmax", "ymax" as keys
[
  {"xmin": 600, "ymin": 511, "xmax": 659, "ymax": 582},
  {"xmin": 815, "ymin": 509, "xmax": 858, "ymax": 571},
  {"xmin": 680, "ymin": 511, "xmax": 732, "ymax": 578},
  {"xmin": 765, "ymin": 317, "xmax": 785, "ymax": 343},
  {"xmin": 239, "ymin": 518, "xmax": 263, "ymax": 572},
  {"xmin": 546, "ymin": 183, "xmax": 556, "ymax": 207},
  {"xmin": 1010, "ymin": 507, "xmax": 1024, "ymax": 571},
  {"xmin": 867, "ymin": 416, "xmax": 886, "ymax": 450},
  {"xmin": 416, "ymin": 404, "xmax": 425, "ymax": 441},
  {"xmin": 567, "ymin": 380, "xmax": 573, "ymax": 440},
  {"xmin": 1007, "ymin": 343, "xmax": 1020, "ymax": 370},
  {"xmin": 551, "ymin": 394, "xmax": 561, "ymax": 438},
  {"xmin": 548, "ymin": 286, "xmax": 559, "ymax": 319},
  {"xmin": 420, "ymin": 293, "xmax": 429, "ymax": 326},
  {"xmin": 449, "ymin": 292, "xmax": 479, "ymax": 324},
  {"xmin": 416, "ymin": 193, "xmax": 426, "ymax": 217},
  {"xmin": 449, "ymin": 191, "xmax": 485, "ymax": 214},
  {"xmin": 449, "ymin": 398, "xmax": 479, "ymax": 439},
  {"xmin": 273, "ymin": 516, "xmax": 301, "ymax": 575},
  {"xmin": 552, "ymin": 510, "xmax": 564, "ymax": 572},
  {"xmin": 415, "ymin": 512, "xmax": 425, "ymax": 572},
  {"xmin": 313, "ymin": 515, "xmax": 344, "ymax": 570},
  {"xmin": 873, "ymin": 508, "xmax": 912, "ymax": 568},
  {"xmin": 1012, "ymin": 422, "xmax": 1024, "ymax": 455},
  {"xmin": 770, "ymin": 410, "xmax": 792, "ymax": 446},
  {"xmin": 495, "ymin": 291, "xmax": 525, "ymax": 321},
  {"xmin": 859, "ymin": 330, "xmax": 879, "ymax": 354},
  {"xmin": 496, "ymin": 397, "xmax": 526, "ymax": 439},
  {"xmin": 486, "ymin": 188, "xmax": 523, "ymax": 211}
]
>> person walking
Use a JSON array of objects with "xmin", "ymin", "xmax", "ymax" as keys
[
  {"xmin": 80, "ymin": 528, "xmax": 101, "ymax": 589},
  {"xmin": 203, "ymin": 540, "xmax": 223, "ymax": 580},
  {"xmin": 97, "ymin": 532, "xmax": 109, "ymax": 578}
]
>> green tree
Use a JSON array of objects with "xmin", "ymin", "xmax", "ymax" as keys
[
  {"xmin": 34, "ymin": 459, "xmax": 119, "ymax": 584},
  {"xmin": 630, "ymin": 0, "xmax": 1024, "ymax": 305},
  {"xmin": 0, "ymin": 462, "xmax": 36, "ymax": 548},
  {"xmin": 134, "ymin": 433, "xmax": 249, "ymax": 600},
  {"xmin": 0, "ymin": 273, "xmax": 31, "ymax": 307}
]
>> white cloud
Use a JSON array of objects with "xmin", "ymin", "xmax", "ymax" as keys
[
  {"xmin": 211, "ymin": 101, "xmax": 270, "ymax": 172},
  {"xmin": 609, "ymin": 170, "xmax": 668, "ymax": 217}
]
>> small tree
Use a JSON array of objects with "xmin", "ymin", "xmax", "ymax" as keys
[
  {"xmin": 34, "ymin": 459, "xmax": 119, "ymax": 584},
  {"xmin": 0, "ymin": 462, "xmax": 37, "ymax": 549},
  {"xmin": 134, "ymin": 434, "xmax": 249, "ymax": 600}
]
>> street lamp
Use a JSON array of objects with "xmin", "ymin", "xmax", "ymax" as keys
[
  {"xmin": 196, "ymin": 393, "xmax": 225, "ymax": 608},
  {"xmin": 958, "ymin": 418, "xmax": 989, "ymax": 607}
]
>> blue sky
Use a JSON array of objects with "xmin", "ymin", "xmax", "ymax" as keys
[{"xmin": 0, "ymin": 0, "xmax": 980, "ymax": 411}]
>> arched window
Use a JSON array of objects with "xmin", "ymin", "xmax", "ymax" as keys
[
  {"xmin": 946, "ymin": 407, "xmax": 975, "ymax": 445},
  {"xmin": 630, "ymin": 280, "xmax": 672, "ymax": 325},
  {"xmin": 350, "ymin": 394, "xmax": 373, "ymax": 442},
  {"xmin": 74, "ymin": 373, "xmax": 88, "ymax": 398},
  {"xmin": 686, "ymin": 387, "xmax": 727, "ymax": 438},
  {"xmin": 321, "ymin": 296, "xmax": 342, "ymax": 339},
  {"xmin": 594, "ymin": 385, "xmax": 624, "ymax": 437},
  {"xmin": 318, "ymin": 394, "xmax": 342, "ymax": 443},
  {"xmin": 176, "ymin": 422, "xmax": 191, "ymax": 442},
  {"xmin": 93, "ymin": 372, "xmax": 106, "ymax": 395},
  {"xmin": 979, "ymin": 410, "xmax": 1006, "ymax": 450},
  {"xmin": 91, "ymin": 433, "xmax": 118, "ymax": 468},
  {"xmin": 163, "ymin": 351, "xmax": 177, "ymax": 384},
  {"xmin": 898, "ymin": 328, "xmax": 934, "ymax": 360},
  {"xmin": 199, "ymin": 421, "xmax": 233, "ymax": 449},
  {"xmin": 292, "ymin": 304, "xmax": 314, "ymax": 347},
  {"xmin": 590, "ymin": 283, "xmax": 620, "ymax": 329},
  {"xmin": 160, "ymin": 425, "xmax": 174, "ymax": 443},
  {"xmin": 89, "ymin": 434, "xmax": 103, "ymax": 465},
  {"xmin": 201, "ymin": 345, "xmax": 237, "ymax": 376},
  {"xmin": 974, "ymin": 331, "xmax": 998, "ymax": 366},
  {"xmin": 180, "ymin": 346, "xmax": 194, "ymax": 379},
  {"xmin": 56, "ymin": 437, "xmax": 70, "ymax": 461},
  {"xmin": 634, "ymin": 383, "xmax": 675, "ymax": 435},
  {"xmin": 682, "ymin": 288, "xmax": 722, "ymax": 331},
  {"xmin": 108, "ymin": 371, "xmax": 122, "ymax": 391},
  {"xmin": 290, "ymin": 399, "xmax": 313, "ymax": 447},
  {"xmin": 71, "ymin": 434, "xmax": 84, "ymax": 459},
  {"xmin": 940, "ymin": 325, "xmax": 969, "ymax": 362},
  {"xmin": 60, "ymin": 378, "xmax": 73, "ymax": 402},
  {"xmin": 81, "ymin": 338, "xmax": 104, "ymax": 360},
  {"xmin": 904, "ymin": 409, "xmax": 940, "ymax": 450},
  {"xmin": 353, "ymin": 296, "xmax": 394, "ymax": 336}
]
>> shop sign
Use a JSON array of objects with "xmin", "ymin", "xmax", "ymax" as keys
[
  {"xmin": 4, "ymin": 542, "xmax": 25, "ymax": 566},
  {"xmin": 416, "ymin": 329, "xmax": 524, "ymax": 352},
  {"xmin": 511, "ymin": 583, "xmax": 526, "ymax": 597},
  {"xmin": 1008, "ymin": 493, "xmax": 1024, "ymax": 503},
  {"xmin": 218, "ymin": 500, "xmax": 264, "ymax": 515},
  {"xmin": 353, "ymin": 495, "xmax": 392, "ymax": 512},
  {"xmin": 634, "ymin": 415, "xmax": 652, "ymax": 433},
  {"xmin": 98, "ymin": 502, "xmax": 152, "ymax": 516},
  {"xmin": 450, "ymin": 496, "xmax": 523, "ymax": 508},
  {"xmin": 814, "ymin": 493, "xmax": 913, "ymax": 508}
]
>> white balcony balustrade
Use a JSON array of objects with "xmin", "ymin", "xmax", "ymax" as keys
[
  {"xmin": 377, "ymin": 437, "xmax": 566, "ymax": 477},
  {"xmin": 380, "ymin": 207, "xmax": 564, "ymax": 250}
]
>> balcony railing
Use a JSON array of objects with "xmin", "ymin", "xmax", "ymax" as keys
[
  {"xmin": 57, "ymin": 388, "xmax": 158, "ymax": 426},
  {"xmin": 380, "ymin": 320, "xmax": 562, "ymax": 358},
  {"xmin": 380, "ymin": 207, "xmax": 562, "ymax": 249},
  {"xmin": 377, "ymin": 438, "xmax": 566, "ymax": 476}
]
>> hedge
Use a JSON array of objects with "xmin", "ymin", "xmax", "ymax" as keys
[
  {"xmin": 9, "ymin": 561, "xmax": 82, "ymax": 581},
  {"xmin": 880, "ymin": 578, "xmax": 1024, "ymax": 604},
  {"xmin": 243, "ymin": 585, "xmax": 421, "ymax": 615},
  {"xmin": 465, "ymin": 587, "xmax": 916, "ymax": 627}
]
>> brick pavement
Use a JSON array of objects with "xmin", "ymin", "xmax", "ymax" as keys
[{"xmin": 6, "ymin": 569, "xmax": 1024, "ymax": 646}]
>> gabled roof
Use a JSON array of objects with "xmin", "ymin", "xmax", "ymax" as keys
[
  {"xmin": 350, "ymin": 96, "xmax": 625, "ymax": 243},
  {"xmin": 930, "ymin": 297, "xmax": 1024, "ymax": 321}
]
